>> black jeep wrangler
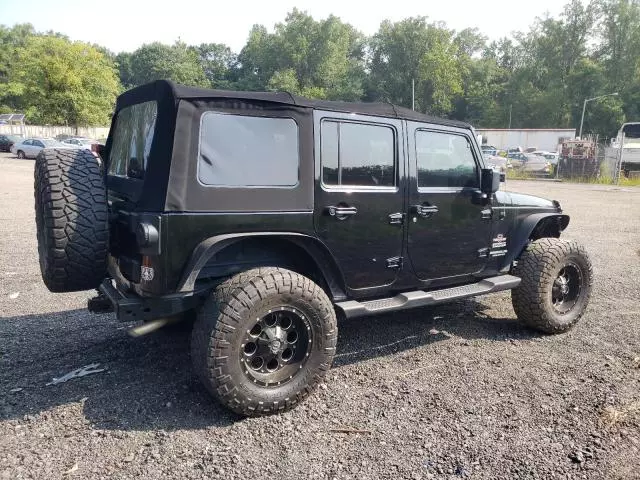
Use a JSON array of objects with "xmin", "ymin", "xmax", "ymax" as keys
[{"xmin": 34, "ymin": 80, "xmax": 593, "ymax": 416}]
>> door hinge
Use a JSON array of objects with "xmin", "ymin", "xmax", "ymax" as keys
[
  {"xmin": 388, "ymin": 212, "xmax": 404, "ymax": 225},
  {"xmin": 386, "ymin": 256, "xmax": 403, "ymax": 269},
  {"xmin": 478, "ymin": 248, "xmax": 490, "ymax": 258},
  {"xmin": 481, "ymin": 208, "xmax": 493, "ymax": 220}
]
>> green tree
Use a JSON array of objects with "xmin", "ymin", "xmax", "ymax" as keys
[
  {"xmin": 124, "ymin": 41, "xmax": 208, "ymax": 88},
  {"xmin": 115, "ymin": 51, "xmax": 134, "ymax": 89},
  {"xmin": 367, "ymin": 17, "xmax": 464, "ymax": 116},
  {"xmin": 596, "ymin": 0, "xmax": 640, "ymax": 121},
  {"xmin": 7, "ymin": 35, "xmax": 120, "ymax": 126},
  {"xmin": 0, "ymin": 23, "xmax": 36, "ymax": 112},
  {"xmin": 236, "ymin": 10, "xmax": 366, "ymax": 100},
  {"xmin": 191, "ymin": 43, "xmax": 237, "ymax": 89}
]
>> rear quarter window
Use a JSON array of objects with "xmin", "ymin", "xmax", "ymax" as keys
[{"xmin": 197, "ymin": 112, "xmax": 299, "ymax": 188}]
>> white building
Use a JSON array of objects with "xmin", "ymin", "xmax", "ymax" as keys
[{"xmin": 476, "ymin": 128, "xmax": 576, "ymax": 153}]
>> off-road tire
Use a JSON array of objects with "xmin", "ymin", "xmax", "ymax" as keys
[
  {"xmin": 511, "ymin": 238, "xmax": 592, "ymax": 334},
  {"xmin": 191, "ymin": 267, "xmax": 337, "ymax": 416},
  {"xmin": 34, "ymin": 148, "xmax": 108, "ymax": 292},
  {"xmin": 17, "ymin": 150, "xmax": 25, "ymax": 159}
]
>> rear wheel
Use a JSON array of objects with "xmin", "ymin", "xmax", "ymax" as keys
[
  {"xmin": 191, "ymin": 267, "xmax": 337, "ymax": 416},
  {"xmin": 511, "ymin": 238, "xmax": 593, "ymax": 334}
]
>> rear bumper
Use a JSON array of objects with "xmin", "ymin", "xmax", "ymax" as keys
[{"xmin": 90, "ymin": 279, "xmax": 209, "ymax": 322}]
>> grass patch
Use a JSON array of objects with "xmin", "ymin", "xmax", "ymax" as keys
[
  {"xmin": 561, "ymin": 175, "xmax": 640, "ymax": 186},
  {"xmin": 601, "ymin": 400, "xmax": 640, "ymax": 428},
  {"xmin": 506, "ymin": 170, "xmax": 535, "ymax": 180}
]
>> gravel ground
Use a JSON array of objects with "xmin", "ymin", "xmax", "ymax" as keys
[{"xmin": 1, "ymin": 152, "xmax": 639, "ymax": 480}]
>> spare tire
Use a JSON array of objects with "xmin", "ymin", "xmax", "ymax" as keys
[{"xmin": 34, "ymin": 148, "xmax": 109, "ymax": 292}]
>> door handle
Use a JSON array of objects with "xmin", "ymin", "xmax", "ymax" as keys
[
  {"xmin": 326, "ymin": 205, "xmax": 358, "ymax": 219},
  {"xmin": 412, "ymin": 205, "xmax": 439, "ymax": 218}
]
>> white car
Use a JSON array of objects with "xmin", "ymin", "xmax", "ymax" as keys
[
  {"xmin": 532, "ymin": 150, "xmax": 559, "ymax": 164},
  {"xmin": 62, "ymin": 137, "xmax": 99, "ymax": 151},
  {"xmin": 484, "ymin": 154, "xmax": 508, "ymax": 173},
  {"xmin": 11, "ymin": 138, "xmax": 77, "ymax": 159}
]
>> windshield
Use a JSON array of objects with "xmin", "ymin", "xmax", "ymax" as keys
[
  {"xmin": 622, "ymin": 123, "xmax": 640, "ymax": 139},
  {"xmin": 108, "ymin": 101, "xmax": 157, "ymax": 179}
]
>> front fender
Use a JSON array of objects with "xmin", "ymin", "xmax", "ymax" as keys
[{"xmin": 500, "ymin": 213, "xmax": 570, "ymax": 270}]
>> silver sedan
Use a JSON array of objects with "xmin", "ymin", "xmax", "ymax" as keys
[{"xmin": 11, "ymin": 138, "xmax": 77, "ymax": 159}]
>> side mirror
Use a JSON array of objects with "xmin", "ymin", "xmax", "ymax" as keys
[{"xmin": 481, "ymin": 168, "xmax": 501, "ymax": 194}]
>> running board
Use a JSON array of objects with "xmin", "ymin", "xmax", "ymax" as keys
[{"xmin": 336, "ymin": 275, "xmax": 521, "ymax": 319}]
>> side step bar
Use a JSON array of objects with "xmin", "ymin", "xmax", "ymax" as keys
[{"xmin": 335, "ymin": 275, "xmax": 521, "ymax": 319}]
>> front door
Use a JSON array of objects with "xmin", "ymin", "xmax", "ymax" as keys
[
  {"xmin": 406, "ymin": 123, "xmax": 492, "ymax": 283},
  {"xmin": 20, "ymin": 139, "xmax": 33, "ymax": 156},
  {"xmin": 313, "ymin": 111, "xmax": 405, "ymax": 292},
  {"xmin": 30, "ymin": 140, "xmax": 45, "ymax": 158}
]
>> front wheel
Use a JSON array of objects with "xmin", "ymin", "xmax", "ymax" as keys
[
  {"xmin": 17, "ymin": 150, "xmax": 25, "ymax": 159},
  {"xmin": 511, "ymin": 238, "xmax": 593, "ymax": 334},
  {"xmin": 191, "ymin": 267, "xmax": 337, "ymax": 416}
]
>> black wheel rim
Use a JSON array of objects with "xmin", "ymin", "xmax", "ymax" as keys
[
  {"xmin": 551, "ymin": 262, "xmax": 583, "ymax": 314},
  {"xmin": 240, "ymin": 306, "xmax": 312, "ymax": 387}
]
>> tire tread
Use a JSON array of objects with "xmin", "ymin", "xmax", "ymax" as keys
[
  {"xmin": 191, "ymin": 268, "xmax": 337, "ymax": 416},
  {"xmin": 512, "ymin": 237, "xmax": 593, "ymax": 334},
  {"xmin": 34, "ymin": 148, "xmax": 108, "ymax": 292}
]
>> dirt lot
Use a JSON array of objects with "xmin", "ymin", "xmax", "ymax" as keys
[{"xmin": 1, "ymin": 152, "xmax": 639, "ymax": 480}]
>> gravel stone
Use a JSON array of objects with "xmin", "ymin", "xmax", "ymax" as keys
[{"xmin": 0, "ymin": 154, "xmax": 639, "ymax": 479}]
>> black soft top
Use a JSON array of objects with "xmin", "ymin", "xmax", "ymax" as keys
[{"xmin": 116, "ymin": 79, "xmax": 472, "ymax": 129}]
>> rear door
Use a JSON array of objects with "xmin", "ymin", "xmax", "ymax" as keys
[
  {"xmin": 20, "ymin": 139, "xmax": 33, "ymax": 156},
  {"xmin": 406, "ymin": 123, "xmax": 492, "ymax": 283},
  {"xmin": 313, "ymin": 111, "xmax": 405, "ymax": 292}
]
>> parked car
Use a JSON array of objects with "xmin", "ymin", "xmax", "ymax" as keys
[
  {"xmin": 484, "ymin": 154, "xmax": 508, "ymax": 173},
  {"xmin": 532, "ymin": 150, "xmax": 559, "ymax": 165},
  {"xmin": 54, "ymin": 134, "xmax": 75, "ymax": 142},
  {"xmin": 508, "ymin": 152, "xmax": 552, "ymax": 175},
  {"xmin": 33, "ymin": 79, "xmax": 592, "ymax": 417},
  {"xmin": 11, "ymin": 138, "xmax": 75, "ymax": 159},
  {"xmin": 0, "ymin": 134, "xmax": 23, "ymax": 152},
  {"xmin": 62, "ymin": 137, "xmax": 99, "ymax": 150},
  {"xmin": 481, "ymin": 145, "xmax": 498, "ymax": 156},
  {"xmin": 507, "ymin": 147, "xmax": 523, "ymax": 155}
]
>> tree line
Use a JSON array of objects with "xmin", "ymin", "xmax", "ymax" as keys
[{"xmin": 1, "ymin": 0, "xmax": 638, "ymax": 138}]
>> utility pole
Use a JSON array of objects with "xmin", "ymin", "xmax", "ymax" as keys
[
  {"xmin": 412, "ymin": 79, "xmax": 415, "ymax": 111},
  {"xmin": 579, "ymin": 92, "xmax": 619, "ymax": 139},
  {"xmin": 508, "ymin": 104, "xmax": 512, "ymax": 129},
  {"xmin": 615, "ymin": 133, "xmax": 626, "ymax": 185}
]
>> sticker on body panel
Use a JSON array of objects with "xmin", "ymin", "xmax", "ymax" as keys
[
  {"xmin": 141, "ymin": 266, "xmax": 154, "ymax": 282},
  {"xmin": 492, "ymin": 233, "xmax": 507, "ymax": 249}
]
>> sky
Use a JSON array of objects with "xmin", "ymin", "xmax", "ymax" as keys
[{"xmin": 0, "ymin": 0, "xmax": 571, "ymax": 53}]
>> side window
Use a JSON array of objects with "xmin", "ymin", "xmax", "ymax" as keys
[
  {"xmin": 415, "ymin": 130, "xmax": 478, "ymax": 188},
  {"xmin": 321, "ymin": 120, "xmax": 395, "ymax": 188},
  {"xmin": 34, "ymin": 140, "xmax": 44, "ymax": 147},
  {"xmin": 23, "ymin": 140, "xmax": 32, "ymax": 146},
  {"xmin": 198, "ymin": 112, "xmax": 299, "ymax": 188},
  {"xmin": 108, "ymin": 100, "xmax": 158, "ymax": 179}
]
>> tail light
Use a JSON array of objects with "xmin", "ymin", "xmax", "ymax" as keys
[{"xmin": 92, "ymin": 143, "xmax": 106, "ymax": 158}]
